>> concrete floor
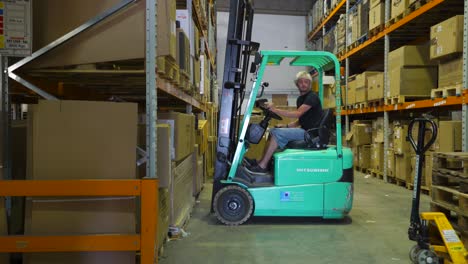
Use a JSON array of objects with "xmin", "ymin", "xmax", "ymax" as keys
[{"xmin": 160, "ymin": 172, "xmax": 430, "ymax": 264}]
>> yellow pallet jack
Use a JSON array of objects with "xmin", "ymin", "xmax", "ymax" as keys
[{"xmin": 407, "ymin": 118, "xmax": 467, "ymax": 264}]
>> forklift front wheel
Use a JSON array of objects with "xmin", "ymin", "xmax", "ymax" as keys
[
  {"xmin": 409, "ymin": 245, "xmax": 420, "ymax": 263},
  {"xmin": 415, "ymin": 249, "xmax": 439, "ymax": 264},
  {"xmin": 213, "ymin": 185, "xmax": 254, "ymax": 226}
]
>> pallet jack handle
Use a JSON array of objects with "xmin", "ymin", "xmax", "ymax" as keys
[{"xmin": 407, "ymin": 118, "xmax": 438, "ymax": 244}]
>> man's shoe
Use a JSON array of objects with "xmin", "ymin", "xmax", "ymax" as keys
[
  {"xmin": 245, "ymin": 164, "xmax": 269, "ymax": 175},
  {"xmin": 243, "ymin": 157, "xmax": 258, "ymax": 167}
]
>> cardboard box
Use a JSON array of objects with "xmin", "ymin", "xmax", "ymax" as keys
[
  {"xmin": 193, "ymin": 150, "xmax": 205, "ymax": 196},
  {"xmin": 272, "ymin": 94, "xmax": 289, "ymax": 106},
  {"xmin": 28, "ymin": 100, "xmax": 137, "ymax": 180},
  {"xmin": 30, "ymin": 0, "xmax": 176, "ymax": 68},
  {"xmin": 351, "ymin": 124, "xmax": 373, "ymax": 146},
  {"xmin": 352, "ymin": 147, "xmax": 359, "ymax": 167},
  {"xmin": 176, "ymin": 9, "xmax": 196, "ymax": 56},
  {"xmin": 387, "ymin": 149, "xmax": 395, "ymax": 177},
  {"xmin": 367, "ymin": 72, "xmax": 384, "ymax": 101},
  {"xmin": 193, "ymin": 56, "xmax": 201, "ymax": 90},
  {"xmin": 24, "ymin": 100, "xmax": 138, "ymax": 264},
  {"xmin": 355, "ymin": 72, "xmax": 381, "ymax": 103},
  {"xmin": 158, "ymin": 188, "xmax": 170, "ymax": 249},
  {"xmin": 171, "ymin": 153, "xmax": 195, "ymax": 226},
  {"xmin": 371, "ymin": 143, "xmax": 384, "ymax": 172},
  {"xmin": 425, "ymin": 152, "xmax": 433, "ymax": 188},
  {"xmin": 359, "ymin": 0, "xmax": 369, "ymax": 38},
  {"xmin": 158, "ymin": 112, "xmax": 196, "ymax": 162},
  {"xmin": 176, "ymin": 29, "xmax": 191, "ymax": 75},
  {"xmin": 197, "ymin": 120, "xmax": 209, "ymax": 155},
  {"xmin": 347, "ymin": 78, "xmax": 357, "ymax": 105},
  {"xmin": 389, "ymin": 45, "xmax": 433, "ymax": 69},
  {"xmin": 358, "ymin": 145, "xmax": 371, "ymax": 169},
  {"xmin": 395, "ymin": 153, "xmax": 411, "ymax": 182},
  {"xmin": 369, "ymin": 2, "xmax": 384, "ymax": 31},
  {"xmin": 410, "ymin": 154, "xmax": 425, "ymax": 186},
  {"xmin": 324, "ymin": 26, "xmax": 337, "ymax": 54},
  {"xmin": 351, "ymin": 8, "xmax": 360, "ymax": 43},
  {"xmin": 430, "ymin": 15, "xmax": 464, "ymax": 60},
  {"xmin": 393, "ymin": 125, "xmax": 411, "ymax": 155},
  {"xmin": 435, "ymin": 121, "xmax": 462, "ymax": 152},
  {"xmin": 389, "ymin": 67, "xmax": 437, "ymax": 97},
  {"xmin": 372, "ymin": 117, "xmax": 384, "ymax": 143},
  {"xmin": 137, "ymin": 124, "xmax": 173, "ymax": 188},
  {"xmin": 438, "ymin": 56, "xmax": 463, "ymax": 88},
  {"xmin": 24, "ymin": 252, "xmax": 135, "ymax": 264},
  {"xmin": 391, "ymin": 0, "xmax": 409, "ymax": 19},
  {"xmin": 370, "ymin": 0, "xmax": 382, "ymax": 9},
  {"xmin": 323, "ymin": 84, "xmax": 336, "ymax": 109}
]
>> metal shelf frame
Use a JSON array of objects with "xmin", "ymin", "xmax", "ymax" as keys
[
  {"xmin": 308, "ymin": 0, "xmax": 468, "ymax": 182},
  {"xmin": 0, "ymin": 1, "xmax": 164, "ymax": 263}
]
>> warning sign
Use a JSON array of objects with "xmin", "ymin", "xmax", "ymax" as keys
[{"xmin": 0, "ymin": 0, "xmax": 32, "ymax": 56}]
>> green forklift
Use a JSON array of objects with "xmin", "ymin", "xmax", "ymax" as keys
[{"xmin": 212, "ymin": 50, "xmax": 354, "ymax": 225}]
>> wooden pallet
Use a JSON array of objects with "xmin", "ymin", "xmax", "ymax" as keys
[
  {"xmin": 406, "ymin": 183, "xmax": 431, "ymax": 195},
  {"xmin": 386, "ymin": 13, "xmax": 404, "ymax": 27},
  {"xmin": 157, "ymin": 56, "xmax": 180, "ymax": 84},
  {"xmin": 430, "ymin": 84, "xmax": 463, "ymax": 99},
  {"xmin": 368, "ymin": 25, "xmax": 384, "ymax": 38},
  {"xmin": 387, "ymin": 176, "xmax": 407, "ymax": 188},
  {"xmin": 385, "ymin": 95, "xmax": 430, "ymax": 105},
  {"xmin": 369, "ymin": 169, "xmax": 383, "ymax": 180},
  {"xmin": 178, "ymin": 72, "xmax": 191, "ymax": 94},
  {"xmin": 432, "ymin": 152, "xmax": 468, "ymax": 192},
  {"xmin": 355, "ymin": 166, "xmax": 368, "ymax": 173},
  {"xmin": 367, "ymin": 99, "xmax": 385, "ymax": 107},
  {"xmin": 353, "ymin": 102, "xmax": 368, "ymax": 109},
  {"xmin": 408, "ymin": 0, "xmax": 429, "ymax": 12}
]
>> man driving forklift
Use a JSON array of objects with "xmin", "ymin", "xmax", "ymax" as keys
[{"xmin": 246, "ymin": 70, "xmax": 323, "ymax": 174}]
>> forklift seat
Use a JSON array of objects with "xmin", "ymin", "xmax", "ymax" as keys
[{"xmin": 285, "ymin": 109, "xmax": 331, "ymax": 150}]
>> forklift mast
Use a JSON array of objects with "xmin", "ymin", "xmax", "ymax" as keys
[{"xmin": 211, "ymin": 0, "xmax": 258, "ymax": 207}]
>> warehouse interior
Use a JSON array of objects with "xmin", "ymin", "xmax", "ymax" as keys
[{"xmin": 0, "ymin": 0, "xmax": 467, "ymax": 263}]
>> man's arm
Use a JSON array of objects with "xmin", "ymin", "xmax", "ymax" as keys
[{"xmin": 268, "ymin": 104, "xmax": 312, "ymax": 119}]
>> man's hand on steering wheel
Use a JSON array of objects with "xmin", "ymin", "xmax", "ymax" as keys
[{"xmin": 258, "ymin": 102, "xmax": 282, "ymax": 120}]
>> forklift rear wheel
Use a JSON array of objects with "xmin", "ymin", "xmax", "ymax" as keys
[
  {"xmin": 214, "ymin": 185, "xmax": 254, "ymax": 226},
  {"xmin": 416, "ymin": 249, "xmax": 439, "ymax": 264},
  {"xmin": 409, "ymin": 245, "xmax": 420, "ymax": 263}
]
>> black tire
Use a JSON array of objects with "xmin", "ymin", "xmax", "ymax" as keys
[{"xmin": 213, "ymin": 185, "xmax": 254, "ymax": 226}]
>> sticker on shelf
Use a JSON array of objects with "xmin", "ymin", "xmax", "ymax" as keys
[
  {"xmin": 406, "ymin": 103, "xmax": 415, "ymax": 109},
  {"xmin": 434, "ymin": 100, "xmax": 446, "ymax": 107},
  {"xmin": 0, "ymin": 0, "xmax": 31, "ymax": 56}
]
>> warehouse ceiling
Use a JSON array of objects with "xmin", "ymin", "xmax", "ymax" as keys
[{"xmin": 215, "ymin": 0, "xmax": 315, "ymax": 16}]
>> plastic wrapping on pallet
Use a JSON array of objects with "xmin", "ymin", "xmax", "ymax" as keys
[{"xmin": 171, "ymin": 153, "xmax": 195, "ymax": 227}]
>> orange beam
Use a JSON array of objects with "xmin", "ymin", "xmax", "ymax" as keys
[
  {"xmin": 339, "ymin": 0, "xmax": 445, "ymax": 61},
  {"xmin": 0, "ymin": 180, "xmax": 141, "ymax": 197},
  {"xmin": 0, "ymin": 235, "xmax": 140, "ymax": 253},
  {"xmin": 308, "ymin": 0, "xmax": 346, "ymax": 41},
  {"xmin": 140, "ymin": 179, "xmax": 158, "ymax": 264},
  {"xmin": 341, "ymin": 91, "xmax": 467, "ymax": 116}
]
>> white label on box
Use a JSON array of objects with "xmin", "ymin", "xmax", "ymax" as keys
[
  {"xmin": 436, "ymin": 46, "xmax": 443, "ymax": 55},
  {"xmin": 436, "ymin": 25, "xmax": 442, "ymax": 33}
]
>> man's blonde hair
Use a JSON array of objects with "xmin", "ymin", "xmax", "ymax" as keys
[{"xmin": 294, "ymin": 71, "xmax": 312, "ymax": 86}]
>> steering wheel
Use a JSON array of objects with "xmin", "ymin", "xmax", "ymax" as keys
[{"xmin": 258, "ymin": 104, "xmax": 282, "ymax": 120}]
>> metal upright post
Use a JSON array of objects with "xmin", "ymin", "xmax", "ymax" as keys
[
  {"xmin": 345, "ymin": 0, "xmax": 350, "ymax": 134},
  {"xmin": 383, "ymin": 0, "xmax": 391, "ymax": 182},
  {"xmin": 0, "ymin": 56, "xmax": 10, "ymax": 180},
  {"xmin": 462, "ymin": 0, "xmax": 468, "ymax": 151},
  {"xmin": 146, "ymin": 0, "xmax": 158, "ymax": 179}
]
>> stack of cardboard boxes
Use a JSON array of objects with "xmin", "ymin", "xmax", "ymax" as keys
[
  {"xmin": 354, "ymin": 71, "xmax": 381, "ymax": 104},
  {"xmin": 346, "ymin": 121, "xmax": 372, "ymax": 169},
  {"xmin": 430, "ymin": 15, "xmax": 464, "ymax": 90},
  {"xmin": 336, "ymin": 15, "xmax": 346, "ymax": 53},
  {"xmin": 388, "ymin": 45, "xmax": 437, "ymax": 98},
  {"xmin": 324, "ymin": 26, "xmax": 337, "ymax": 54},
  {"xmin": 23, "ymin": 100, "xmax": 138, "ymax": 264},
  {"xmin": 369, "ymin": 0, "xmax": 384, "ymax": 32}
]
